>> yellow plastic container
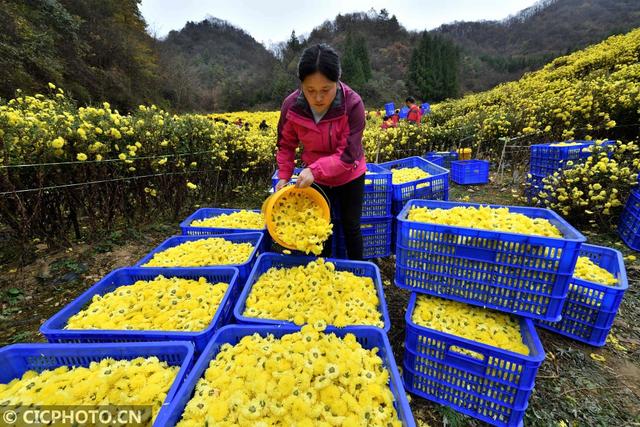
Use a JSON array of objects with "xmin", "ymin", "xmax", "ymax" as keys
[
  {"xmin": 457, "ymin": 148, "xmax": 472, "ymax": 160},
  {"xmin": 262, "ymin": 185, "xmax": 331, "ymax": 250}
]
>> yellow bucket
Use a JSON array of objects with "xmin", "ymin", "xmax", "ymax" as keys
[
  {"xmin": 262, "ymin": 185, "xmax": 331, "ymax": 250},
  {"xmin": 457, "ymin": 148, "xmax": 472, "ymax": 160}
]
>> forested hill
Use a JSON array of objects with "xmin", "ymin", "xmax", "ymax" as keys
[
  {"xmin": 1, "ymin": 0, "xmax": 639, "ymax": 112},
  {"xmin": 435, "ymin": 0, "xmax": 640, "ymax": 93}
]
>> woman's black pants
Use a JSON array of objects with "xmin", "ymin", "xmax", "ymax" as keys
[{"xmin": 316, "ymin": 173, "xmax": 365, "ymax": 260}]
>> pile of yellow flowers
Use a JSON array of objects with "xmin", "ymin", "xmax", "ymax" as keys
[
  {"xmin": 412, "ymin": 295, "xmax": 529, "ymax": 356},
  {"xmin": 0, "ymin": 357, "xmax": 178, "ymax": 421},
  {"xmin": 243, "ymin": 258, "xmax": 383, "ymax": 328},
  {"xmin": 176, "ymin": 325, "xmax": 401, "ymax": 426},
  {"xmin": 66, "ymin": 276, "xmax": 228, "ymax": 331},
  {"xmin": 142, "ymin": 238, "xmax": 254, "ymax": 267},
  {"xmin": 191, "ymin": 210, "xmax": 265, "ymax": 229},
  {"xmin": 549, "ymin": 142, "xmax": 584, "ymax": 147},
  {"xmin": 574, "ymin": 256, "xmax": 618, "ymax": 286},
  {"xmin": 391, "ymin": 167, "xmax": 431, "ymax": 184},
  {"xmin": 407, "ymin": 205, "xmax": 562, "ymax": 237},
  {"xmin": 270, "ymin": 191, "xmax": 332, "ymax": 255}
]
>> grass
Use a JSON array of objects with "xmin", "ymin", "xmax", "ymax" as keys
[{"xmin": 0, "ymin": 175, "xmax": 638, "ymax": 426}]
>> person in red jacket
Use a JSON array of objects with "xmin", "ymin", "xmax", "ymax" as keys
[
  {"xmin": 391, "ymin": 109, "xmax": 400, "ymax": 127},
  {"xmin": 405, "ymin": 96, "xmax": 422, "ymax": 125},
  {"xmin": 275, "ymin": 43, "xmax": 366, "ymax": 260}
]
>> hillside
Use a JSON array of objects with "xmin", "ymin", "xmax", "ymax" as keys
[
  {"xmin": 1, "ymin": 0, "xmax": 640, "ymax": 111},
  {"xmin": 436, "ymin": 0, "xmax": 640, "ymax": 92},
  {"xmin": 159, "ymin": 17, "xmax": 281, "ymax": 112}
]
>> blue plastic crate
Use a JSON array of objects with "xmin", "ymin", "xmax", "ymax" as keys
[
  {"xmin": 451, "ymin": 160, "xmax": 490, "ymax": 185},
  {"xmin": 233, "ymin": 253, "xmax": 391, "ymax": 331},
  {"xmin": 379, "ymin": 156, "xmax": 449, "ymax": 215},
  {"xmin": 273, "ymin": 164, "xmax": 393, "ymax": 219},
  {"xmin": 619, "ymin": 189, "xmax": 640, "ymax": 251},
  {"xmin": 40, "ymin": 267, "xmax": 239, "ymax": 353},
  {"xmin": 180, "ymin": 208, "xmax": 270, "ymax": 252},
  {"xmin": 362, "ymin": 163, "xmax": 393, "ymax": 218},
  {"xmin": 135, "ymin": 232, "xmax": 263, "ymax": 282},
  {"xmin": 423, "ymin": 154, "xmax": 444, "ymax": 167},
  {"xmin": 155, "ymin": 325, "xmax": 416, "ymax": 427},
  {"xmin": 426, "ymin": 151, "xmax": 458, "ymax": 168},
  {"xmin": 529, "ymin": 141, "xmax": 594, "ymax": 176},
  {"xmin": 524, "ymin": 173, "xmax": 548, "ymax": 205},
  {"xmin": 385, "ymin": 102, "xmax": 395, "ymax": 116},
  {"xmin": 403, "ymin": 293, "xmax": 545, "ymax": 427},
  {"xmin": 0, "ymin": 341, "xmax": 195, "ymax": 409},
  {"xmin": 395, "ymin": 199, "xmax": 586, "ymax": 321},
  {"xmin": 333, "ymin": 215, "xmax": 393, "ymax": 259},
  {"xmin": 536, "ymin": 244, "xmax": 628, "ymax": 346}
]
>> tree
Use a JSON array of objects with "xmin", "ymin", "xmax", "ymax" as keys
[
  {"xmin": 354, "ymin": 36, "xmax": 372, "ymax": 80},
  {"xmin": 341, "ymin": 32, "xmax": 372, "ymax": 90},
  {"xmin": 407, "ymin": 31, "xmax": 460, "ymax": 102}
]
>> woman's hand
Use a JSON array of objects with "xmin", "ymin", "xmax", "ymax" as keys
[
  {"xmin": 295, "ymin": 168, "xmax": 314, "ymax": 188},
  {"xmin": 275, "ymin": 179, "xmax": 289, "ymax": 191}
]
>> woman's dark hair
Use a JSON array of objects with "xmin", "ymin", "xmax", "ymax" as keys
[
  {"xmin": 406, "ymin": 96, "xmax": 416, "ymax": 103},
  {"xmin": 298, "ymin": 44, "xmax": 341, "ymax": 82}
]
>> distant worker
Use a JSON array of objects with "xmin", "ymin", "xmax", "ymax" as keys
[
  {"xmin": 259, "ymin": 119, "xmax": 269, "ymax": 130},
  {"xmin": 391, "ymin": 109, "xmax": 400, "ymax": 127},
  {"xmin": 405, "ymin": 96, "xmax": 422, "ymax": 125},
  {"xmin": 381, "ymin": 115, "xmax": 395, "ymax": 130}
]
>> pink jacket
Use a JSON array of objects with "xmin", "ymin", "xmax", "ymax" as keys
[{"xmin": 276, "ymin": 82, "xmax": 367, "ymax": 187}]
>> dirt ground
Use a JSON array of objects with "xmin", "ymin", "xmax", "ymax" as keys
[{"xmin": 0, "ymin": 177, "xmax": 638, "ymax": 426}]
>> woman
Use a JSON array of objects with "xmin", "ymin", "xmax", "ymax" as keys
[{"xmin": 275, "ymin": 43, "xmax": 366, "ymax": 260}]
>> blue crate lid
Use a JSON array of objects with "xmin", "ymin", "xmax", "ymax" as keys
[
  {"xmin": 233, "ymin": 253, "xmax": 391, "ymax": 331},
  {"xmin": 155, "ymin": 325, "xmax": 416, "ymax": 427},
  {"xmin": 0, "ymin": 341, "xmax": 195, "ymax": 405},
  {"xmin": 40, "ymin": 267, "xmax": 240, "ymax": 353},
  {"xmin": 179, "ymin": 208, "xmax": 266, "ymax": 233},
  {"xmin": 397, "ymin": 199, "xmax": 586, "ymax": 243}
]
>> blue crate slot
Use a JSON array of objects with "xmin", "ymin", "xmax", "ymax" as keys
[
  {"xmin": 619, "ymin": 189, "xmax": 640, "ymax": 251},
  {"xmin": 0, "ymin": 341, "xmax": 194, "ymax": 409},
  {"xmin": 451, "ymin": 160, "xmax": 490, "ymax": 185},
  {"xmin": 362, "ymin": 163, "xmax": 393, "ymax": 218},
  {"xmin": 40, "ymin": 267, "xmax": 239, "ymax": 353},
  {"xmin": 379, "ymin": 156, "xmax": 449, "ymax": 215},
  {"xmin": 155, "ymin": 325, "xmax": 416, "ymax": 427},
  {"xmin": 403, "ymin": 293, "xmax": 544, "ymax": 427},
  {"xmin": 395, "ymin": 199, "xmax": 586, "ymax": 321},
  {"xmin": 135, "ymin": 232, "xmax": 263, "ymax": 282},
  {"xmin": 333, "ymin": 215, "xmax": 393, "ymax": 259},
  {"xmin": 233, "ymin": 253, "xmax": 391, "ymax": 331},
  {"xmin": 536, "ymin": 244, "xmax": 628, "ymax": 346}
]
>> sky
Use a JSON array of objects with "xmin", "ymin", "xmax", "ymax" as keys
[{"xmin": 139, "ymin": 0, "xmax": 539, "ymax": 46}]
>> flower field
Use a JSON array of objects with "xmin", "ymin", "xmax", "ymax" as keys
[{"xmin": 2, "ymin": 29, "xmax": 640, "ymax": 247}]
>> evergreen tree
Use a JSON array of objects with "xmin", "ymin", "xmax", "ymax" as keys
[
  {"xmin": 407, "ymin": 31, "xmax": 460, "ymax": 102},
  {"xmin": 354, "ymin": 36, "xmax": 372, "ymax": 80},
  {"xmin": 341, "ymin": 33, "xmax": 366, "ymax": 88}
]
